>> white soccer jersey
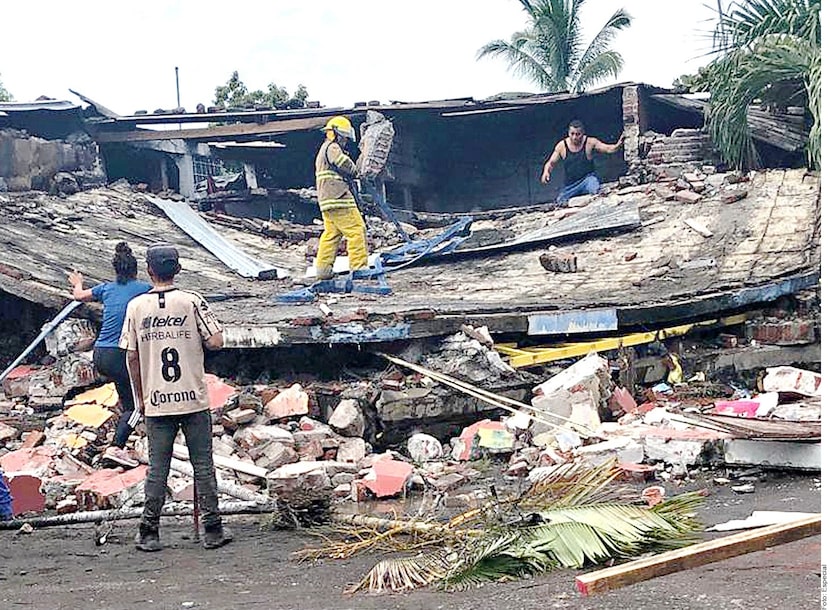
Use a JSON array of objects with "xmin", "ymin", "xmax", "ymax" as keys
[{"xmin": 120, "ymin": 288, "xmax": 222, "ymax": 417}]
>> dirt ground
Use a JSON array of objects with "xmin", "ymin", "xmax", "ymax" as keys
[{"xmin": 0, "ymin": 470, "xmax": 820, "ymax": 610}]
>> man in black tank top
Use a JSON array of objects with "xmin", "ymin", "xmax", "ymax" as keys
[{"xmin": 541, "ymin": 119, "xmax": 624, "ymax": 204}]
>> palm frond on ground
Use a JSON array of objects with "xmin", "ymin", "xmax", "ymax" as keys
[{"xmin": 343, "ymin": 461, "xmax": 705, "ymax": 593}]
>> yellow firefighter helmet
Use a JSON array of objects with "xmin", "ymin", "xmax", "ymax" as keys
[{"xmin": 323, "ymin": 115, "xmax": 356, "ymax": 141}]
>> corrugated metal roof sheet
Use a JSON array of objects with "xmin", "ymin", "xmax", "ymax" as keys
[{"xmin": 145, "ymin": 195, "xmax": 287, "ymax": 280}]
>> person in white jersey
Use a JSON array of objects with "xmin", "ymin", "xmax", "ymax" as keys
[{"xmin": 120, "ymin": 244, "xmax": 231, "ymax": 551}]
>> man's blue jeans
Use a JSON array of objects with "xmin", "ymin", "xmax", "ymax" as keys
[{"xmin": 556, "ymin": 172, "xmax": 600, "ymax": 203}]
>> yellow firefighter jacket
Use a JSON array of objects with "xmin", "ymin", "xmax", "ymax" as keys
[{"xmin": 315, "ymin": 140, "xmax": 358, "ymax": 212}]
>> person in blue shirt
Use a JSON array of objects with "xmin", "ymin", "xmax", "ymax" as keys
[{"xmin": 69, "ymin": 242, "xmax": 151, "ymax": 467}]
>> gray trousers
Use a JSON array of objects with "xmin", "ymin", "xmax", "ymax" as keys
[{"xmin": 142, "ymin": 409, "xmax": 222, "ymax": 530}]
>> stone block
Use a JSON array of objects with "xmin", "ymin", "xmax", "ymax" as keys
[
  {"xmin": 327, "ymin": 399, "xmax": 365, "ymax": 438},
  {"xmin": 430, "ymin": 472, "xmax": 466, "ymax": 492},
  {"xmin": 265, "ymin": 384, "xmax": 309, "ymax": 420},
  {"xmin": 255, "ymin": 440, "xmax": 298, "ymax": 470},
  {"xmin": 721, "ymin": 188, "xmax": 748, "ymax": 204},
  {"xmin": 266, "ymin": 461, "xmax": 332, "ymax": 498},
  {"xmin": 336, "ymin": 437, "xmax": 366, "ymax": 464},
  {"xmin": 233, "ymin": 424, "xmax": 294, "ymax": 450},
  {"xmin": 225, "ymin": 407, "xmax": 257, "ymax": 426},
  {"xmin": 407, "ymin": 433, "xmax": 443, "ymax": 463}
]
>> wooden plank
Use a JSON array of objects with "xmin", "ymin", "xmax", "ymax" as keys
[{"xmin": 575, "ymin": 515, "xmax": 821, "ymax": 596}]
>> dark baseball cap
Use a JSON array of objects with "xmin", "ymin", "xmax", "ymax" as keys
[{"xmin": 146, "ymin": 245, "xmax": 179, "ymax": 273}]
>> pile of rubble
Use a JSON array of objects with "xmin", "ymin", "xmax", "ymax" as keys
[{"xmin": 0, "ymin": 312, "xmax": 821, "ymax": 522}]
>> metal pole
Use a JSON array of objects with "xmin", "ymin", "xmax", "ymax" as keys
[{"xmin": 175, "ymin": 66, "xmax": 181, "ymax": 109}]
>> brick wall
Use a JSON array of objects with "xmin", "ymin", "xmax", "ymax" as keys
[{"xmin": 621, "ymin": 85, "xmax": 721, "ymax": 184}]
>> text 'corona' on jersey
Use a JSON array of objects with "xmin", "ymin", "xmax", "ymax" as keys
[{"xmin": 140, "ymin": 315, "xmax": 189, "ymax": 330}]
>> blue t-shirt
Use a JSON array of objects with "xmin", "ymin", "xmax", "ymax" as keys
[{"xmin": 91, "ymin": 280, "xmax": 152, "ymax": 348}]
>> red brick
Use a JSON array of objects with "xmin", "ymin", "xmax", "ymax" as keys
[
  {"xmin": 748, "ymin": 320, "xmax": 815, "ymax": 345},
  {"xmin": 2, "ymin": 365, "xmax": 38, "ymax": 398},
  {"xmin": 618, "ymin": 462, "xmax": 658, "ymax": 482}
]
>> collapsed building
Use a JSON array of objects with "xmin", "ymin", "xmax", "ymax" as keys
[{"xmin": 0, "ymin": 82, "xmax": 820, "ymax": 523}]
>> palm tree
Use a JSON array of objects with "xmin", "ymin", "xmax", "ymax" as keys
[
  {"xmin": 476, "ymin": 0, "xmax": 632, "ymax": 94},
  {"xmin": 702, "ymin": 0, "xmax": 820, "ymax": 169}
]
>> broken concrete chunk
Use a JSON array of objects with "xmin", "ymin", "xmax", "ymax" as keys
[
  {"xmin": 762, "ymin": 366, "xmax": 821, "ymax": 397},
  {"xmin": 233, "ymin": 424, "xmax": 294, "ymax": 449},
  {"xmin": 673, "ymin": 189, "xmax": 702, "ymax": 204},
  {"xmin": 327, "ymin": 399, "xmax": 365, "ymax": 438},
  {"xmin": 336, "ymin": 437, "xmax": 367, "ymax": 464},
  {"xmin": 407, "ymin": 433, "xmax": 444, "ymax": 463},
  {"xmin": 574, "ymin": 437, "xmax": 644, "ymax": 466},
  {"xmin": 266, "ymin": 461, "xmax": 332, "ymax": 499},
  {"xmin": 684, "ymin": 218, "xmax": 713, "ymax": 237},
  {"xmin": 531, "ymin": 354, "xmax": 610, "ymax": 436},
  {"xmin": 0, "ymin": 422, "xmax": 19, "ymax": 443},
  {"xmin": 225, "ymin": 407, "xmax": 257, "ymax": 426},
  {"xmin": 265, "ymin": 383, "xmax": 309, "ymax": 420},
  {"xmin": 45, "ymin": 318, "xmax": 96, "ymax": 357},
  {"xmin": 721, "ymin": 188, "xmax": 748, "ymax": 204},
  {"xmin": 254, "ymin": 441, "xmax": 298, "ymax": 470},
  {"xmin": 74, "ymin": 466, "xmax": 148, "ymax": 510},
  {"xmin": 295, "ymin": 437, "xmax": 324, "ymax": 461}
]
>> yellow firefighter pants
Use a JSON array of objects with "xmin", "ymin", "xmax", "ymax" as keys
[{"xmin": 315, "ymin": 206, "xmax": 369, "ymax": 274}]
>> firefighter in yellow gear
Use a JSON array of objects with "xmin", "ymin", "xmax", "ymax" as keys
[{"xmin": 314, "ymin": 115, "xmax": 369, "ymax": 280}]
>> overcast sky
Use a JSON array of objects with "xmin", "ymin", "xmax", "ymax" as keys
[{"xmin": 1, "ymin": 0, "xmax": 719, "ymax": 114}]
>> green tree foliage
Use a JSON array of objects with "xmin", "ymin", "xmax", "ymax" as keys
[
  {"xmin": 476, "ymin": 0, "xmax": 632, "ymax": 93},
  {"xmin": 0, "ymin": 74, "xmax": 12, "ymax": 102},
  {"xmin": 213, "ymin": 71, "xmax": 308, "ymax": 110},
  {"xmin": 700, "ymin": 0, "xmax": 820, "ymax": 169}
]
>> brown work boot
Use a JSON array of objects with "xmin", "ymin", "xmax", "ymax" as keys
[
  {"xmin": 203, "ymin": 524, "xmax": 233, "ymax": 549},
  {"xmin": 135, "ymin": 523, "xmax": 162, "ymax": 552}
]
